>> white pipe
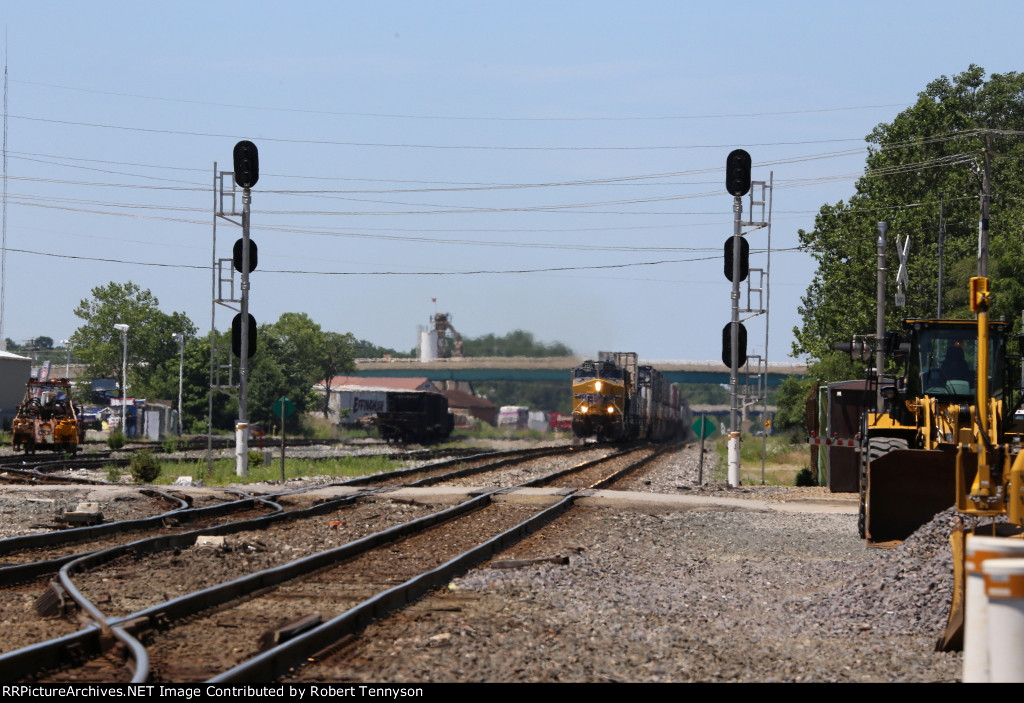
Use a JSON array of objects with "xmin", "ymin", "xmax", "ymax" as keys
[
  {"xmin": 963, "ymin": 536, "xmax": 1024, "ymax": 682},
  {"xmin": 983, "ymin": 558, "xmax": 1024, "ymax": 683},
  {"xmin": 235, "ymin": 421, "xmax": 248, "ymax": 477},
  {"xmin": 727, "ymin": 431, "xmax": 741, "ymax": 486}
]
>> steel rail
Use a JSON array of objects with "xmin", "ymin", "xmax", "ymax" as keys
[
  {"xmin": 214, "ymin": 445, "xmax": 660, "ymax": 681},
  {"xmin": 0, "ymin": 443, "xmax": 660, "ymax": 681},
  {"xmin": 0, "ymin": 491, "xmax": 269, "ymax": 585},
  {"xmin": 214, "ymin": 493, "xmax": 578, "ymax": 682}
]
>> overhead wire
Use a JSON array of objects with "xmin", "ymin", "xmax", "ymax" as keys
[
  {"xmin": 11, "ymin": 113, "xmax": 867, "ymax": 151},
  {"xmin": 10, "ymin": 79, "xmax": 909, "ymax": 122},
  {"xmin": 4, "ymin": 245, "xmax": 797, "ymax": 275}
]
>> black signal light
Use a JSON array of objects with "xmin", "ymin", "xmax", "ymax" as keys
[
  {"xmin": 232, "ymin": 313, "xmax": 257, "ymax": 358},
  {"xmin": 724, "ymin": 235, "xmax": 749, "ymax": 282},
  {"xmin": 722, "ymin": 322, "xmax": 748, "ymax": 369},
  {"xmin": 233, "ymin": 140, "xmax": 259, "ymax": 189},
  {"xmin": 726, "ymin": 149, "xmax": 751, "ymax": 196},
  {"xmin": 233, "ymin": 238, "xmax": 258, "ymax": 273}
]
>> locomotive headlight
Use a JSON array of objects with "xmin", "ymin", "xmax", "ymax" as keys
[
  {"xmin": 607, "ymin": 405, "xmax": 615, "ymax": 414},
  {"xmin": 595, "ymin": 381, "xmax": 603, "ymax": 391},
  {"xmin": 580, "ymin": 405, "xmax": 588, "ymax": 413}
]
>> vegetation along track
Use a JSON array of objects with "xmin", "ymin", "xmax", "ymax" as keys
[{"xmin": 2, "ymin": 442, "xmax": 669, "ymax": 682}]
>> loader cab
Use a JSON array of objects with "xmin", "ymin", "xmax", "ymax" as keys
[{"xmin": 903, "ymin": 319, "xmax": 1007, "ymax": 403}]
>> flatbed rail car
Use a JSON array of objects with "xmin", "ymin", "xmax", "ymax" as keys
[
  {"xmin": 11, "ymin": 379, "xmax": 85, "ymax": 454},
  {"xmin": 571, "ymin": 352, "xmax": 685, "ymax": 442},
  {"xmin": 376, "ymin": 391, "xmax": 455, "ymax": 444}
]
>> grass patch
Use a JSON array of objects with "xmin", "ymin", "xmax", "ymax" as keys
[
  {"xmin": 105, "ymin": 464, "xmax": 124, "ymax": 483},
  {"xmin": 152, "ymin": 454, "xmax": 403, "ymax": 486},
  {"xmin": 299, "ymin": 414, "xmax": 379, "ymax": 441},
  {"xmin": 710, "ymin": 433, "xmax": 812, "ymax": 486},
  {"xmin": 452, "ymin": 424, "xmax": 548, "ymax": 441}
]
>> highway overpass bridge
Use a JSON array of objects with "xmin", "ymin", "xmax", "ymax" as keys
[{"xmin": 355, "ymin": 357, "xmax": 807, "ymax": 387}]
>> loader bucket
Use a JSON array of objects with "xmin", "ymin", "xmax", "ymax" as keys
[
  {"xmin": 937, "ymin": 521, "xmax": 966, "ymax": 652},
  {"xmin": 865, "ymin": 446, "xmax": 969, "ymax": 543}
]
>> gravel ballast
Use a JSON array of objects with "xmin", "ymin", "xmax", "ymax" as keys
[
  {"xmin": 2, "ymin": 441, "xmax": 966, "ymax": 682},
  {"xmin": 286, "ymin": 444, "xmax": 963, "ymax": 683}
]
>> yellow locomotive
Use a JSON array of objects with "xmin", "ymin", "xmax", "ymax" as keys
[
  {"xmin": 571, "ymin": 352, "xmax": 684, "ymax": 442},
  {"xmin": 11, "ymin": 379, "xmax": 84, "ymax": 455}
]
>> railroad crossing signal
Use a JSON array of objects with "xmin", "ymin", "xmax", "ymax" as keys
[{"xmin": 895, "ymin": 234, "xmax": 910, "ymax": 307}]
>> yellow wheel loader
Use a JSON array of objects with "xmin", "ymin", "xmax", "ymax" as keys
[
  {"xmin": 854, "ymin": 316, "xmax": 1013, "ymax": 543},
  {"xmin": 936, "ymin": 277, "xmax": 1024, "ymax": 652}
]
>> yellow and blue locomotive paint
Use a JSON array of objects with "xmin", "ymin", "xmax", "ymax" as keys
[
  {"xmin": 571, "ymin": 352, "xmax": 686, "ymax": 442},
  {"xmin": 571, "ymin": 356, "xmax": 633, "ymax": 441}
]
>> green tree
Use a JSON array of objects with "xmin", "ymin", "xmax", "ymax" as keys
[
  {"xmin": 796, "ymin": 66, "xmax": 1024, "ymax": 363},
  {"xmin": 71, "ymin": 282, "xmax": 197, "ymax": 399},
  {"xmin": 475, "ymin": 380, "xmax": 571, "ymax": 415},
  {"xmin": 460, "ymin": 330, "xmax": 573, "ymax": 357},
  {"xmin": 772, "ymin": 352, "xmax": 865, "ymax": 432},
  {"xmin": 233, "ymin": 313, "xmax": 357, "ymax": 426},
  {"xmin": 678, "ymin": 383, "xmax": 731, "ymax": 405},
  {"xmin": 316, "ymin": 331, "xmax": 357, "ymax": 417},
  {"xmin": 156, "ymin": 332, "xmax": 236, "ymax": 433},
  {"xmin": 352, "ymin": 338, "xmax": 411, "ymax": 358}
]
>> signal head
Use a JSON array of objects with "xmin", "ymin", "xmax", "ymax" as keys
[
  {"xmin": 233, "ymin": 140, "xmax": 259, "ymax": 189},
  {"xmin": 726, "ymin": 149, "xmax": 751, "ymax": 196}
]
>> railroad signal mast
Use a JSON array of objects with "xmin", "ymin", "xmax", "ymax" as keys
[
  {"xmin": 723, "ymin": 150, "xmax": 773, "ymax": 486},
  {"xmin": 209, "ymin": 141, "xmax": 259, "ymax": 477}
]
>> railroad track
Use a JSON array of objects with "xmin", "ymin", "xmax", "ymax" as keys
[
  {"xmin": 0, "ymin": 442, "xmax": 674, "ymax": 682},
  {"xmin": 0, "ymin": 445, "xmax": 571, "ymax": 660}
]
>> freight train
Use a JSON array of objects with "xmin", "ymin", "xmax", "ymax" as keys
[
  {"xmin": 11, "ymin": 379, "xmax": 85, "ymax": 454},
  {"xmin": 375, "ymin": 391, "xmax": 455, "ymax": 444},
  {"xmin": 571, "ymin": 352, "xmax": 687, "ymax": 442}
]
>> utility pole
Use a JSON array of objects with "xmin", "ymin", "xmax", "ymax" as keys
[
  {"xmin": 875, "ymin": 221, "xmax": 887, "ymax": 402},
  {"xmin": 979, "ymin": 133, "xmax": 992, "ymax": 277},
  {"xmin": 938, "ymin": 194, "xmax": 945, "ymax": 318}
]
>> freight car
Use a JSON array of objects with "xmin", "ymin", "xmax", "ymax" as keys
[
  {"xmin": 376, "ymin": 391, "xmax": 455, "ymax": 444},
  {"xmin": 11, "ymin": 379, "xmax": 85, "ymax": 454},
  {"xmin": 571, "ymin": 352, "xmax": 685, "ymax": 442}
]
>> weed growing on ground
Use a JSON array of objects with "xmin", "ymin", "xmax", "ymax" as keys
[
  {"xmin": 129, "ymin": 451, "xmax": 161, "ymax": 483},
  {"xmin": 106, "ymin": 431, "xmax": 126, "ymax": 450}
]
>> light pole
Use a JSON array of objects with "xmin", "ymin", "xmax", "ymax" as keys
[
  {"xmin": 113, "ymin": 324, "xmax": 129, "ymax": 435},
  {"xmin": 60, "ymin": 339, "xmax": 71, "ymax": 379},
  {"xmin": 171, "ymin": 333, "xmax": 184, "ymax": 435}
]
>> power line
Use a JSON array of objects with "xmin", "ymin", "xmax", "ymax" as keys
[
  {"xmin": 11, "ymin": 113, "xmax": 866, "ymax": 152},
  {"xmin": 10, "ymin": 79, "xmax": 908, "ymax": 122},
  {"xmin": 10, "ymin": 245, "xmax": 801, "ymax": 275}
]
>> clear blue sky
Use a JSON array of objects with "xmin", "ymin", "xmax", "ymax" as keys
[{"xmin": 3, "ymin": 1, "xmax": 1023, "ymax": 363}]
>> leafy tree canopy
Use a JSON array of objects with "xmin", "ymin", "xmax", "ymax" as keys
[
  {"xmin": 352, "ymin": 338, "xmax": 411, "ymax": 359},
  {"xmin": 71, "ymin": 282, "xmax": 197, "ymax": 399},
  {"xmin": 678, "ymin": 383, "xmax": 731, "ymax": 406},
  {"xmin": 242, "ymin": 313, "xmax": 357, "ymax": 424},
  {"xmin": 459, "ymin": 330, "xmax": 573, "ymax": 357},
  {"xmin": 796, "ymin": 65, "xmax": 1024, "ymax": 367}
]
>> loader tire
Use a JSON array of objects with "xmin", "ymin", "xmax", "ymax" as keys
[{"xmin": 859, "ymin": 437, "xmax": 909, "ymax": 540}]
